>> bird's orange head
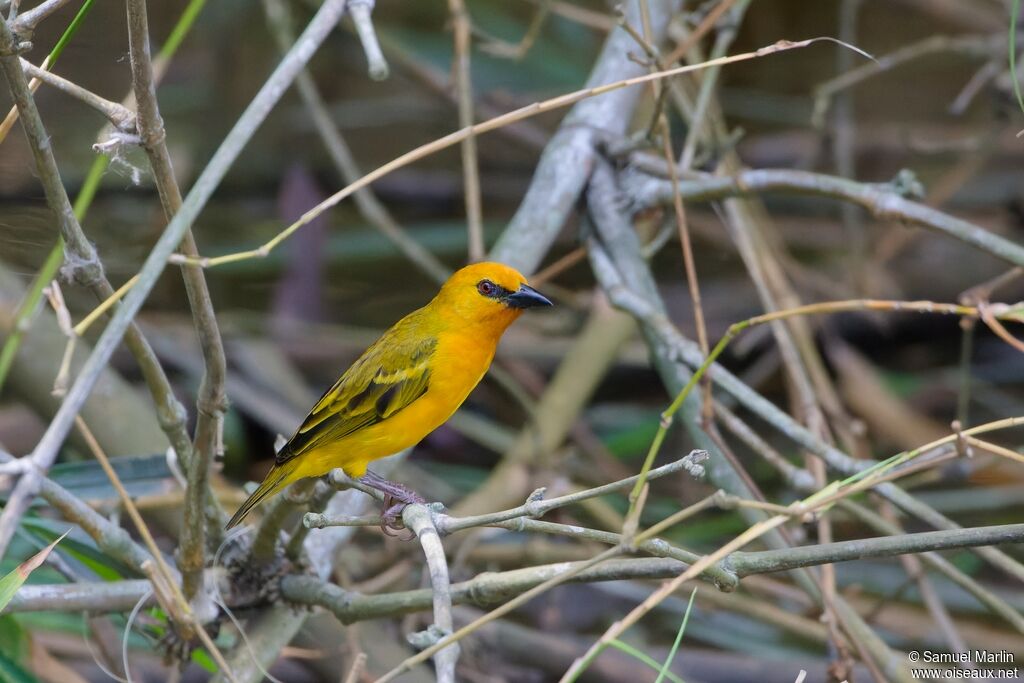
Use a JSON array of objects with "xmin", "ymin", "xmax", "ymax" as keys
[{"xmin": 431, "ymin": 261, "xmax": 552, "ymax": 330}]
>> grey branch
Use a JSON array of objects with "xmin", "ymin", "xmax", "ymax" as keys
[
  {"xmin": 348, "ymin": 0, "xmax": 389, "ymax": 80},
  {"xmin": 489, "ymin": 0, "xmax": 680, "ymax": 274},
  {"xmin": 0, "ymin": 17, "xmax": 194, "ymax": 558},
  {"xmin": 587, "ymin": 211, "xmax": 1024, "ymax": 583},
  {"xmin": 0, "ymin": 14, "xmax": 196, "ymax": 558},
  {"xmin": 0, "ymin": 451, "xmax": 152, "ymax": 573},
  {"xmin": 13, "ymin": 522, "xmax": 1024, "ymax": 617},
  {"xmin": 620, "ymin": 166, "xmax": 1024, "ymax": 269},
  {"xmin": 126, "ymin": 0, "xmax": 230, "ymax": 607},
  {"xmin": 19, "ymin": 59, "xmax": 137, "ymax": 131},
  {"xmin": 435, "ymin": 451, "xmax": 707, "ymax": 534},
  {"xmin": 729, "ymin": 523, "xmax": 1024, "ymax": 577},
  {"xmin": 261, "ymin": 0, "xmax": 449, "ymax": 284},
  {"xmin": 14, "ymin": 0, "xmax": 351, "ymax": 567},
  {"xmin": 9, "ymin": 0, "xmax": 74, "ymax": 35},
  {"xmin": 403, "ymin": 504, "xmax": 460, "ymax": 683}
]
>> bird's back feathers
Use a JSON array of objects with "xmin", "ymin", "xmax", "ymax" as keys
[{"xmin": 276, "ymin": 313, "xmax": 439, "ymax": 465}]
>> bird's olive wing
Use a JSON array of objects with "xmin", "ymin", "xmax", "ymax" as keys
[{"xmin": 275, "ymin": 333, "xmax": 437, "ymax": 465}]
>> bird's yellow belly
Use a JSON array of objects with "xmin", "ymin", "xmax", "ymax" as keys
[{"xmin": 294, "ymin": 336, "xmax": 492, "ymax": 481}]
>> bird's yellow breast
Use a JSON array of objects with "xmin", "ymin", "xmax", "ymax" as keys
[{"xmin": 291, "ymin": 328, "xmax": 497, "ymax": 481}]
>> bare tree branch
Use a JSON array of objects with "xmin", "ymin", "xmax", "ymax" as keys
[
  {"xmin": 10, "ymin": 0, "xmax": 351, "ymax": 564},
  {"xmin": 621, "ymin": 166, "xmax": 1024, "ymax": 268}
]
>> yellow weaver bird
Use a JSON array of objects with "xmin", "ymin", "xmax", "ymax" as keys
[{"xmin": 227, "ymin": 262, "xmax": 552, "ymax": 528}]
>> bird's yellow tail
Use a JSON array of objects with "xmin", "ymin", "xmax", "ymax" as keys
[{"xmin": 226, "ymin": 463, "xmax": 295, "ymax": 529}]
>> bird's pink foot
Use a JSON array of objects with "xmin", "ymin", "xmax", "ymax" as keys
[{"xmin": 359, "ymin": 471, "xmax": 425, "ymax": 539}]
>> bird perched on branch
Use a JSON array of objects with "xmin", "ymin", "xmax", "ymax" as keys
[{"xmin": 227, "ymin": 262, "xmax": 552, "ymax": 529}]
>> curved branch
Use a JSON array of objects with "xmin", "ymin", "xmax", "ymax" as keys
[
  {"xmin": 621, "ymin": 166, "xmax": 1024, "ymax": 268},
  {"xmin": 489, "ymin": 0, "xmax": 680, "ymax": 273}
]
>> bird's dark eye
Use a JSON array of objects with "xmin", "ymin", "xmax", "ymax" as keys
[{"xmin": 477, "ymin": 280, "xmax": 497, "ymax": 297}]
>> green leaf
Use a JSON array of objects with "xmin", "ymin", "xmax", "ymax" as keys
[
  {"xmin": 655, "ymin": 587, "xmax": 697, "ymax": 683},
  {"xmin": 606, "ymin": 640, "xmax": 687, "ymax": 683},
  {"xmin": 192, "ymin": 647, "xmax": 217, "ymax": 673},
  {"xmin": 20, "ymin": 519, "xmax": 135, "ymax": 581},
  {"xmin": 0, "ymin": 650, "xmax": 36, "ymax": 683},
  {"xmin": 0, "ymin": 532, "xmax": 68, "ymax": 614},
  {"xmin": 0, "ymin": 616, "xmax": 27, "ymax": 661},
  {"xmin": 48, "ymin": 453, "xmax": 172, "ymax": 501}
]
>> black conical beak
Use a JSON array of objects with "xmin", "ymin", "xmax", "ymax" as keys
[{"xmin": 505, "ymin": 284, "xmax": 553, "ymax": 309}]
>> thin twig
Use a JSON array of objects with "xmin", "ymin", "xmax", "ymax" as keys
[
  {"xmin": 72, "ymin": 418, "xmax": 236, "ymax": 680},
  {"xmin": 125, "ymin": 0, "xmax": 230, "ymax": 605},
  {"xmin": 677, "ymin": 0, "xmax": 752, "ymax": 169},
  {"xmin": 663, "ymin": 0, "xmax": 740, "ymax": 64},
  {"xmin": 588, "ymin": 232, "xmax": 1024, "ymax": 583},
  {"xmin": 375, "ymin": 547, "xmax": 624, "ymax": 683},
  {"xmin": 8, "ymin": 0, "xmax": 75, "ymax": 34},
  {"xmin": 557, "ymin": 434, "xmax": 990, "ymax": 683},
  {"xmin": 170, "ymin": 35, "xmax": 834, "ymax": 270},
  {"xmin": 348, "ymin": 0, "xmax": 388, "ymax": 80},
  {"xmin": 812, "ymin": 34, "xmax": 1000, "ymax": 127},
  {"xmin": 0, "ymin": 15, "xmax": 190, "ymax": 557},
  {"xmin": 262, "ymin": 0, "xmax": 450, "ymax": 284},
  {"xmin": 429, "ymin": 451, "xmax": 707, "ymax": 534},
  {"xmin": 14, "ymin": 0, "xmax": 351, "ymax": 557},
  {"xmin": 19, "ymin": 58, "xmax": 136, "ymax": 130},
  {"xmin": 620, "ymin": 167, "xmax": 1024, "ymax": 268},
  {"xmin": 623, "ymin": 2, "xmax": 714, "ymax": 441},
  {"xmin": 446, "ymin": 0, "xmax": 485, "ymax": 261}
]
